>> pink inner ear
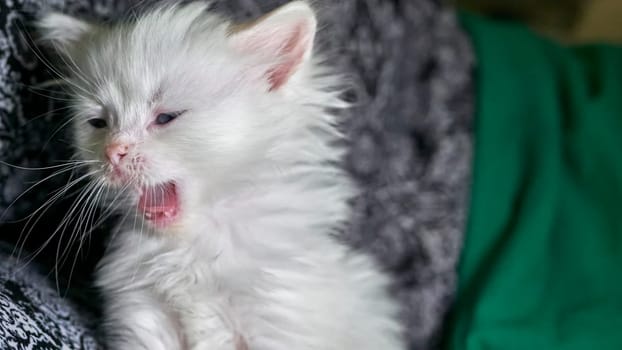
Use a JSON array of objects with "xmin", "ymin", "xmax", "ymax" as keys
[{"xmin": 267, "ymin": 23, "xmax": 308, "ymax": 91}]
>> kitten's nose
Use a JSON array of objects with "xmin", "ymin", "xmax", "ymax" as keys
[{"xmin": 105, "ymin": 143, "xmax": 130, "ymax": 165}]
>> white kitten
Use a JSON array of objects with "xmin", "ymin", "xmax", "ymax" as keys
[{"xmin": 38, "ymin": 2, "xmax": 404, "ymax": 349}]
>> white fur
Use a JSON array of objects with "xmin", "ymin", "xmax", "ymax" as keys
[{"xmin": 39, "ymin": 2, "xmax": 405, "ymax": 349}]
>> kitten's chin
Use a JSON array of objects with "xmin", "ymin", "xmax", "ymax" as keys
[{"xmin": 137, "ymin": 181, "xmax": 180, "ymax": 228}]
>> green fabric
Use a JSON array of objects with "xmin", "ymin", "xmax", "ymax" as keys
[{"xmin": 445, "ymin": 13, "xmax": 622, "ymax": 350}]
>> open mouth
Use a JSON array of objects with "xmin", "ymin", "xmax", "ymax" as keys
[{"xmin": 137, "ymin": 181, "xmax": 180, "ymax": 227}]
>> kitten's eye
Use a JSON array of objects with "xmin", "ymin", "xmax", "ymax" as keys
[
  {"xmin": 88, "ymin": 118, "xmax": 107, "ymax": 129},
  {"xmin": 155, "ymin": 111, "xmax": 184, "ymax": 125}
]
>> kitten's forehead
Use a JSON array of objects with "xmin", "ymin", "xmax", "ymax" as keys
[{"xmin": 75, "ymin": 4, "xmax": 236, "ymax": 118}]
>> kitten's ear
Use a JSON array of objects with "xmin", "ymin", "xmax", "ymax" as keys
[
  {"xmin": 229, "ymin": 1, "xmax": 317, "ymax": 91},
  {"xmin": 37, "ymin": 12, "xmax": 92, "ymax": 50}
]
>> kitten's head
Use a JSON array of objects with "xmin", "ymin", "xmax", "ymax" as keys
[{"xmin": 38, "ymin": 1, "xmax": 326, "ymax": 229}]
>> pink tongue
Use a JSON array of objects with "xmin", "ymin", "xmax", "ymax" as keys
[{"xmin": 138, "ymin": 182, "xmax": 177, "ymax": 214}]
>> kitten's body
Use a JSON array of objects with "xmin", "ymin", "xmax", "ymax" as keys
[
  {"xmin": 39, "ymin": 2, "xmax": 404, "ymax": 349},
  {"xmin": 98, "ymin": 185, "xmax": 399, "ymax": 349}
]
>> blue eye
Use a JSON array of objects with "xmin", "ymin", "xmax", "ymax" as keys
[
  {"xmin": 88, "ymin": 118, "xmax": 107, "ymax": 129},
  {"xmin": 155, "ymin": 111, "xmax": 184, "ymax": 125}
]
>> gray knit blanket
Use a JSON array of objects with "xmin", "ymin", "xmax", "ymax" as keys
[{"xmin": 0, "ymin": 0, "xmax": 474, "ymax": 348}]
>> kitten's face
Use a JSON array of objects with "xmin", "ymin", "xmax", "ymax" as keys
[{"xmin": 40, "ymin": 2, "xmax": 317, "ymax": 228}]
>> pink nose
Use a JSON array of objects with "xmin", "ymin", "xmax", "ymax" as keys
[{"xmin": 105, "ymin": 143, "xmax": 130, "ymax": 165}]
